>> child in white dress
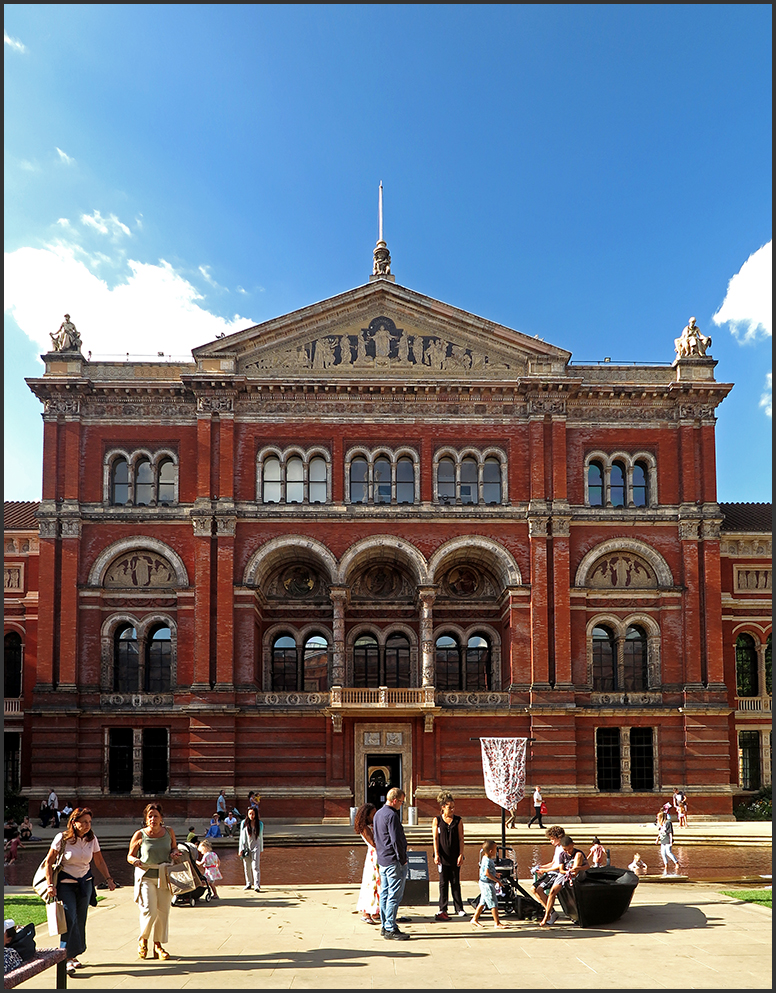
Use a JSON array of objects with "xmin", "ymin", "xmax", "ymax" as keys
[{"xmin": 197, "ymin": 840, "xmax": 223, "ymax": 898}]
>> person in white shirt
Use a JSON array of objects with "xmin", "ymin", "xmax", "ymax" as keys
[
  {"xmin": 527, "ymin": 786, "xmax": 544, "ymax": 828},
  {"xmin": 223, "ymin": 812, "xmax": 238, "ymax": 837}
]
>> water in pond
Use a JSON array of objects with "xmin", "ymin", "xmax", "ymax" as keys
[{"xmin": 4, "ymin": 842, "xmax": 770, "ymax": 891}]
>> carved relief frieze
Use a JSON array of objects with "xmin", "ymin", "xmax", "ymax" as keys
[
  {"xmin": 103, "ymin": 551, "xmax": 177, "ymax": 589},
  {"xmin": 679, "ymin": 403, "xmax": 717, "ymax": 421},
  {"xmin": 101, "ymin": 693, "xmax": 173, "ymax": 709},
  {"xmin": 721, "ymin": 538, "xmax": 772, "ymax": 557},
  {"xmin": 4, "ymin": 566, "xmax": 23, "ymax": 591},
  {"xmin": 84, "ymin": 400, "xmax": 195, "ymax": 420},
  {"xmin": 241, "ymin": 315, "xmax": 523, "ymax": 380},
  {"xmin": 255, "ymin": 691, "xmax": 327, "ymax": 707},
  {"xmin": 437, "ymin": 691, "xmax": 509, "ymax": 708},
  {"xmin": 678, "ymin": 520, "xmax": 700, "ymax": 541},
  {"xmin": 528, "ymin": 396, "xmax": 566, "ymax": 416},
  {"xmin": 264, "ymin": 564, "xmax": 328, "ymax": 600},
  {"xmin": 734, "ymin": 566, "xmax": 772, "ymax": 592},
  {"xmin": 588, "ymin": 553, "xmax": 657, "ymax": 589},
  {"xmin": 568, "ymin": 404, "xmax": 678, "ymax": 423}
]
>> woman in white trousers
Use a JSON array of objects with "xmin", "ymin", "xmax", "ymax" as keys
[{"xmin": 239, "ymin": 806, "xmax": 263, "ymax": 891}]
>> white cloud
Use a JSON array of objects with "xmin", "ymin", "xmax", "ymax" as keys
[
  {"xmin": 760, "ymin": 372, "xmax": 772, "ymax": 419},
  {"xmin": 56, "ymin": 147, "xmax": 76, "ymax": 166},
  {"xmin": 80, "ymin": 210, "xmax": 131, "ymax": 238},
  {"xmin": 198, "ymin": 265, "xmax": 225, "ymax": 290},
  {"xmin": 4, "ymin": 242, "xmax": 255, "ymax": 358},
  {"xmin": 712, "ymin": 241, "xmax": 772, "ymax": 341},
  {"xmin": 19, "ymin": 160, "xmax": 39, "ymax": 172},
  {"xmin": 56, "ymin": 218, "xmax": 71, "ymax": 228},
  {"xmin": 4, "ymin": 31, "xmax": 27, "ymax": 53}
]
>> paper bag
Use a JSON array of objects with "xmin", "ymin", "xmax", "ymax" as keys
[{"xmin": 47, "ymin": 899, "xmax": 67, "ymax": 936}]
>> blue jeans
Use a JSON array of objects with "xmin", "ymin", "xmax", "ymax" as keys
[
  {"xmin": 379, "ymin": 862, "xmax": 408, "ymax": 932},
  {"xmin": 57, "ymin": 880, "xmax": 92, "ymax": 959}
]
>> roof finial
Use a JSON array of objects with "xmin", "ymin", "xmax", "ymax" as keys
[{"xmin": 370, "ymin": 181, "xmax": 395, "ymax": 282}]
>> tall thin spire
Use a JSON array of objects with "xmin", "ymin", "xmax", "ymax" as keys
[{"xmin": 371, "ymin": 181, "xmax": 395, "ymax": 282}]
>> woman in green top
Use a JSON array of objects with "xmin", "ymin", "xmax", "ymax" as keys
[{"xmin": 127, "ymin": 803, "xmax": 182, "ymax": 960}]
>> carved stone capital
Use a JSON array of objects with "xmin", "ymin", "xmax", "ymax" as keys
[
  {"xmin": 215, "ymin": 516, "xmax": 236, "ymax": 536},
  {"xmin": 552, "ymin": 517, "xmax": 571, "ymax": 538},
  {"xmin": 192, "ymin": 516, "xmax": 213, "ymax": 537},
  {"xmin": 528, "ymin": 396, "xmax": 566, "ymax": 416},
  {"xmin": 37, "ymin": 518, "xmax": 58, "ymax": 539},
  {"xmin": 701, "ymin": 520, "xmax": 721, "ymax": 540},
  {"xmin": 60, "ymin": 518, "xmax": 82, "ymax": 538},
  {"xmin": 678, "ymin": 520, "xmax": 700, "ymax": 541},
  {"xmin": 44, "ymin": 397, "xmax": 80, "ymax": 416},
  {"xmin": 529, "ymin": 516, "xmax": 550, "ymax": 538}
]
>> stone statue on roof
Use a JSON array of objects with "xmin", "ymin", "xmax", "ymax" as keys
[
  {"xmin": 675, "ymin": 317, "xmax": 712, "ymax": 358},
  {"xmin": 50, "ymin": 314, "xmax": 82, "ymax": 353}
]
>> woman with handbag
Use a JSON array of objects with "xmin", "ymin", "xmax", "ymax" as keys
[
  {"xmin": 239, "ymin": 805, "xmax": 263, "ymax": 892},
  {"xmin": 127, "ymin": 802, "xmax": 182, "ymax": 960},
  {"xmin": 42, "ymin": 807, "xmax": 116, "ymax": 976}
]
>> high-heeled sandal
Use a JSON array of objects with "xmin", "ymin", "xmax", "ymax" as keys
[
  {"xmin": 153, "ymin": 942, "xmax": 170, "ymax": 960},
  {"xmin": 138, "ymin": 938, "xmax": 148, "ymax": 959}
]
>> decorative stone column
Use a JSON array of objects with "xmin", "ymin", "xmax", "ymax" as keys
[
  {"xmin": 329, "ymin": 587, "xmax": 349, "ymax": 686},
  {"xmin": 418, "ymin": 587, "xmax": 438, "ymax": 687}
]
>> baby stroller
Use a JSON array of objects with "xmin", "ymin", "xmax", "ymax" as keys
[
  {"xmin": 171, "ymin": 841, "xmax": 213, "ymax": 906},
  {"xmin": 468, "ymin": 847, "xmax": 544, "ymax": 921}
]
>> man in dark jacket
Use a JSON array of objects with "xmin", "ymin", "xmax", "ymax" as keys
[{"xmin": 372, "ymin": 788, "xmax": 410, "ymax": 939}]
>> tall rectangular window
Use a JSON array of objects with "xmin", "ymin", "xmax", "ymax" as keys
[
  {"xmin": 630, "ymin": 727, "xmax": 655, "ymax": 791},
  {"xmin": 739, "ymin": 730, "xmax": 761, "ymax": 790},
  {"xmin": 142, "ymin": 728, "xmax": 169, "ymax": 794},
  {"xmin": 108, "ymin": 728, "xmax": 134, "ymax": 794},
  {"xmin": 596, "ymin": 728, "xmax": 621, "ymax": 791}
]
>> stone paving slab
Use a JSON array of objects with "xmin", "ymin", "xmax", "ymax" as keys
[{"xmin": 5, "ymin": 880, "xmax": 771, "ymax": 989}]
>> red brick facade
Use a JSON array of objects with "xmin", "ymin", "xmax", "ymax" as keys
[{"xmin": 6, "ymin": 277, "xmax": 772, "ymax": 820}]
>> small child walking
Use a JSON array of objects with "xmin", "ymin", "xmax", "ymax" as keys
[
  {"xmin": 471, "ymin": 841, "xmax": 507, "ymax": 929},
  {"xmin": 197, "ymin": 840, "xmax": 223, "ymax": 898},
  {"xmin": 588, "ymin": 836, "xmax": 607, "ymax": 867}
]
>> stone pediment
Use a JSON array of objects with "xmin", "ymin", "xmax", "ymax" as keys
[{"xmin": 192, "ymin": 281, "xmax": 571, "ymax": 382}]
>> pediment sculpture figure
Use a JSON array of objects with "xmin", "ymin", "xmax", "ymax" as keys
[
  {"xmin": 675, "ymin": 316, "xmax": 712, "ymax": 358},
  {"xmin": 50, "ymin": 314, "xmax": 83, "ymax": 353}
]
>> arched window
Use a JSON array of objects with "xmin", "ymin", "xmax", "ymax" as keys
[
  {"xmin": 158, "ymin": 459, "xmax": 176, "ymax": 505},
  {"xmin": 271, "ymin": 635, "xmax": 298, "ymax": 691},
  {"xmin": 610, "ymin": 461, "xmax": 626, "ymax": 508},
  {"xmin": 736, "ymin": 634, "xmax": 758, "ymax": 697},
  {"xmin": 303, "ymin": 635, "xmax": 328, "ymax": 691},
  {"xmin": 482, "ymin": 458, "xmax": 501, "ymax": 505},
  {"xmin": 587, "ymin": 461, "xmax": 603, "ymax": 507},
  {"xmin": 592, "ymin": 626, "xmax": 616, "ymax": 691},
  {"xmin": 396, "ymin": 457, "xmax": 415, "ymax": 504},
  {"xmin": 146, "ymin": 626, "xmax": 172, "ymax": 692},
  {"xmin": 374, "ymin": 456, "xmax": 392, "ymax": 504},
  {"xmin": 4, "ymin": 632, "xmax": 22, "ymax": 698},
  {"xmin": 114, "ymin": 625, "xmax": 139, "ymax": 692},
  {"xmin": 436, "ymin": 635, "xmax": 462, "ymax": 690},
  {"xmin": 263, "ymin": 457, "xmax": 281, "ymax": 503},
  {"xmin": 466, "ymin": 635, "xmax": 492, "ymax": 690},
  {"xmin": 354, "ymin": 634, "xmax": 379, "ymax": 687},
  {"xmin": 460, "ymin": 457, "xmax": 478, "ymax": 505},
  {"xmin": 437, "ymin": 459, "xmax": 455, "ymax": 505},
  {"xmin": 350, "ymin": 458, "xmax": 368, "ymax": 504},
  {"xmin": 384, "ymin": 633, "xmax": 411, "ymax": 688},
  {"xmin": 135, "ymin": 458, "xmax": 154, "ymax": 505},
  {"xmin": 309, "ymin": 457, "xmax": 327, "ymax": 504},
  {"xmin": 632, "ymin": 462, "xmax": 648, "ymax": 507},
  {"xmin": 112, "ymin": 458, "xmax": 129, "ymax": 505},
  {"xmin": 286, "ymin": 456, "xmax": 304, "ymax": 503},
  {"xmin": 623, "ymin": 626, "xmax": 648, "ymax": 691}
]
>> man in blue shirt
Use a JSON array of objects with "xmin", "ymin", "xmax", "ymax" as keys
[{"xmin": 372, "ymin": 788, "xmax": 410, "ymax": 940}]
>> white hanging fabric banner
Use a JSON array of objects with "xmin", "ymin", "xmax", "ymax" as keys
[{"xmin": 480, "ymin": 737, "xmax": 528, "ymax": 810}]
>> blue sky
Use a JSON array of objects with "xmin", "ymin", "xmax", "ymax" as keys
[{"xmin": 4, "ymin": 4, "xmax": 772, "ymax": 502}]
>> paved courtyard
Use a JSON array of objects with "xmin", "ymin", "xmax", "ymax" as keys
[{"xmin": 6, "ymin": 879, "xmax": 771, "ymax": 989}]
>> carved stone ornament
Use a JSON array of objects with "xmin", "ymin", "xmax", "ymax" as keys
[
  {"xmin": 197, "ymin": 395, "xmax": 234, "ymax": 413},
  {"xmin": 60, "ymin": 518, "xmax": 82, "ymax": 538},
  {"xmin": 103, "ymin": 551, "xmax": 177, "ymax": 589},
  {"xmin": 282, "ymin": 565, "xmax": 317, "ymax": 597},
  {"xmin": 528, "ymin": 396, "xmax": 567, "ymax": 416},
  {"xmin": 192, "ymin": 517, "xmax": 213, "ymax": 537},
  {"xmin": 215, "ymin": 516, "xmax": 236, "ymax": 536},
  {"xmin": 4, "ymin": 566, "xmax": 22, "ymax": 590},
  {"xmin": 351, "ymin": 564, "xmax": 410, "ymax": 600},
  {"xmin": 444, "ymin": 566, "xmax": 481, "ymax": 598},
  {"xmin": 103, "ymin": 693, "xmax": 172, "ymax": 709},
  {"xmin": 678, "ymin": 520, "xmax": 700, "ymax": 541},
  {"xmin": 37, "ymin": 519, "xmax": 58, "ymax": 539},
  {"xmin": 44, "ymin": 397, "xmax": 80, "ymax": 415},
  {"xmin": 588, "ymin": 553, "xmax": 657, "ymax": 589},
  {"xmin": 734, "ymin": 567, "xmax": 772, "ymax": 592},
  {"xmin": 372, "ymin": 240, "xmax": 392, "ymax": 277}
]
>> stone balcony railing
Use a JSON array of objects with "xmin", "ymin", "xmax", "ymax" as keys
[
  {"xmin": 330, "ymin": 686, "xmax": 436, "ymax": 709},
  {"xmin": 736, "ymin": 695, "xmax": 772, "ymax": 712},
  {"xmin": 4, "ymin": 698, "xmax": 22, "ymax": 716}
]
